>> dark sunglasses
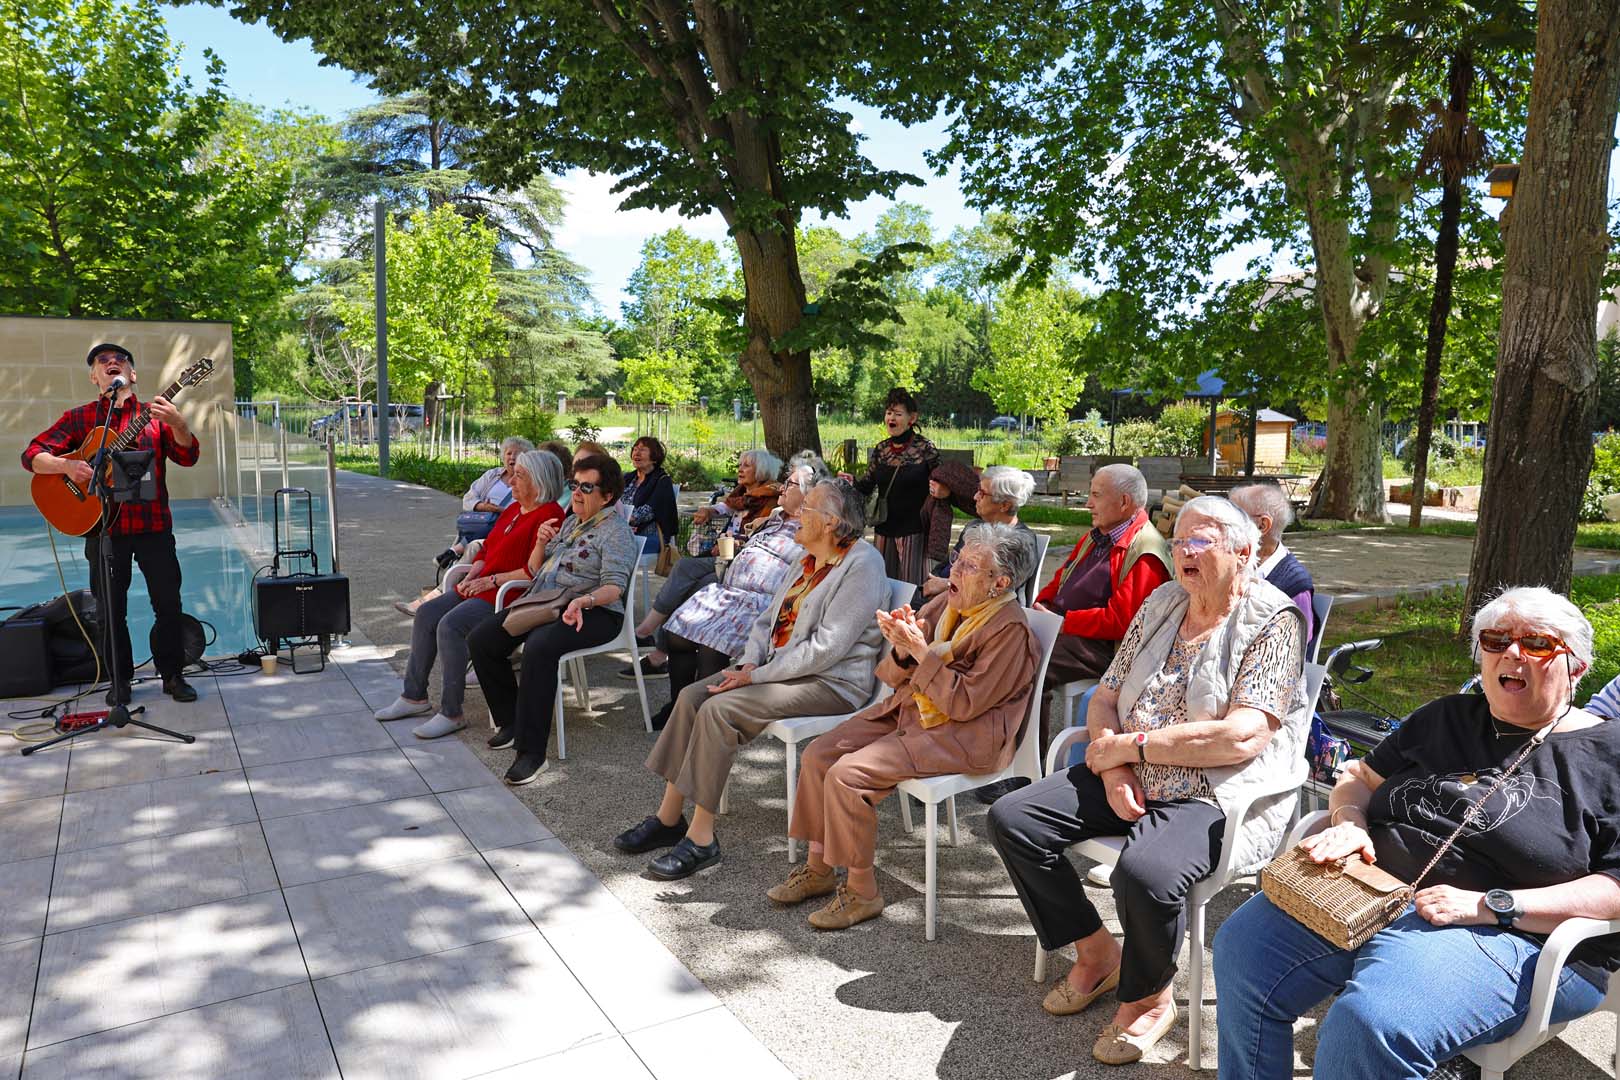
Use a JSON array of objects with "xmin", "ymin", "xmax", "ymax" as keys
[
  {"xmin": 92, "ymin": 353, "xmax": 131, "ymax": 367},
  {"xmin": 566, "ymin": 479, "xmax": 599, "ymax": 494},
  {"xmin": 1478, "ymin": 629, "xmax": 1568, "ymax": 659}
]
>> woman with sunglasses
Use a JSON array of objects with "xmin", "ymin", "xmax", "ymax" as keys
[
  {"xmin": 1214, "ymin": 585, "xmax": 1619, "ymax": 1080},
  {"xmin": 986, "ymin": 496, "xmax": 1309, "ymax": 1066},
  {"xmin": 465, "ymin": 454, "xmax": 640, "ymax": 785}
]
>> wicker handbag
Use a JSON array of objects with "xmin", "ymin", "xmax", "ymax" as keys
[{"xmin": 1262, "ymin": 721, "xmax": 1552, "ymax": 951}]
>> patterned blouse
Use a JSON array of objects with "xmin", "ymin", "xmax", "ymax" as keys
[
  {"xmin": 665, "ymin": 513, "xmax": 803, "ymax": 656},
  {"xmin": 1101, "ymin": 608, "xmax": 1303, "ymax": 802},
  {"xmin": 770, "ymin": 544, "xmax": 850, "ymax": 649}
]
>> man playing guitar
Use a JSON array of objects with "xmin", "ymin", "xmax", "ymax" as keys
[{"xmin": 22, "ymin": 343, "xmax": 201, "ymax": 705}]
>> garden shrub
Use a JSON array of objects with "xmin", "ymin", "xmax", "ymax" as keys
[{"xmin": 1581, "ymin": 433, "xmax": 1620, "ymax": 522}]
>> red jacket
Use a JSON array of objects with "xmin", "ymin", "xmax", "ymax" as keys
[{"xmin": 1035, "ymin": 512, "xmax": 1173, "ymax": 640}]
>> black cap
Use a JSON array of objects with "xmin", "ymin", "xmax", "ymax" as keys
[{"xmin": 86, "ymin": 343, "xmax": 134, "ymax": 366}]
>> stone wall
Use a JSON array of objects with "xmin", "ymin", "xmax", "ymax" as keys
[{"xmin": 0, "ymin": 315, "xmax": 236, "ymax": 509}]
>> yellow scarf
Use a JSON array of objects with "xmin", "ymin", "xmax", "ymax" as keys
[{"xmin": 913, "ymin": 591, "xmax": 1016, "ymax": 729}]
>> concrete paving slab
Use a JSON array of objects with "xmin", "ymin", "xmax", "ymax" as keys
[
  {"xmin": 0, "ymin": 747, "xmax": 67, "ymax": 807},
  {"xmin": 434, "ymin": 785, "xmax": 554, "ymax": 851},
  {"xmin": 245, "ymin": 748, "xmax": 428, "ymax": 820},
  {"xmin": 543, "ymin": 909, "xmax": 717, "ymax": 1034},
  {"xmin": 486, "ymin": 838, "xmax": 629, "ymax": 929},
  {"xmin": 63, "ymin": 725, "xmax": 241, "ymax": 794},
  {"xmin": 220, "ymin": 670, "xmax": 368, "ymax": 725},
  {"xmin": 484, "ymin": 1037, "xmax": 652, "ymax": 1079},
  {"xmin": 18, "ymin": 983, "xmax": 340, "ymax": 1080},
  {"xmin": 259, "ymin": 794, "xmax": 473, "ymax": 888},
  {"xmin": 396, "ymin": 733, "xmax": 504, "ymax": 794},
  {"xmin": 0, "ymin": 938, "xmax": 41, "ymax": 1066},
  {"xmin": 0, "ymin": 796, "xmax": 61, "ymax": 866},
  {"xmin": 230, "ymin": 709, "xmax": 395, "ymax": 769},
  {"xmin": 625, "ymin": 1007, "xmax": 795, "ymax": 1080},
  {"xmin": 0, "ymin": 856, "xmax": 53, "ymax": 945},
  {"xmin": 57, "ymin": 769, "xmax": 257, "ymax": 854}
]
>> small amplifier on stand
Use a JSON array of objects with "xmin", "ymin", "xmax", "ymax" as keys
[{"xmin": 253, "ymin": 488, "xmax": 349, "ymax": 673}]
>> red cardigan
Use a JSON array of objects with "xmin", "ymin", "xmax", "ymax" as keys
[
  {"xmin": 467, "ymin": 501, "xmax": 564, "ymax": 604},
  {"xmin": 1035, "ymin": 512, "xmax": 1173, "ymax": 640}
]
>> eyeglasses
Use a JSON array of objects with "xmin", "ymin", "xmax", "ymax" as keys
[
  {"xmin": 566, "ymin": 479, "xmax": 599, "ymax": 494},
  {"xmin": 1171, "ymin": 537, "xmax": 1217, "ymax": 555},
  {"xmin": 91, "ymin": 353, "xmax": 130, "ymax": 367},
  {"xmin": 1478, "ymin": 629, "xmax": 1568, "ymax": 659}
]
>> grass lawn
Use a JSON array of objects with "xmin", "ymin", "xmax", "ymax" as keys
[{"xmin": 1322, "ymin": 574, "xmax": 1620, "ymax": 718}]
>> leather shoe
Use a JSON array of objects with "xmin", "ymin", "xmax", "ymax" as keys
[
  {"xmin": 614, "ymin": 814, "xmax": 688, "ymax": 854},
  {"xmin": 647, "ymin": 836, "xmax": 721, "ymax": 880},
  {"xmin": 105, "ymin": 682, "xmax": 131, "ymax": 706},
  {"xmin": 487, "ymin": 727, "xmax": 515, "ymax": 750},
  {"xmin": 1092, "ymin": 1000, "xmax": 1177, "ymax": 1065},
  {"xmin": 1042, "ymin": 965, "xmax": 1120, "ymax": 1016},
  {"xmin": 162, "ymin": 676, "xmax": 197, "ymax": 703}
]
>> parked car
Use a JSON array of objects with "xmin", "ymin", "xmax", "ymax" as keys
[{"xmin": 989, "ymin": 415, "xmax": 1021, "ymax": 431}]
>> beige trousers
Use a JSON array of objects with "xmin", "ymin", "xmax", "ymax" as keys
[{"xmin": 644, "ymin": 671, "xmax": 851, "ymax": 812}]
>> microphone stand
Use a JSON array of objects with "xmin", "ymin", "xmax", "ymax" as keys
[{"xmin": 22, "ymin": 386, "xmax": 195, "ymax": 755}]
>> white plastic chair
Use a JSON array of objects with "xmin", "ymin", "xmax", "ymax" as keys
[
  {"xmin": 736, "ymin": 577, "xmax": 916, "ymax": 855},
  {"xmin": 1022, "ymin": 532, "xmax": 1052, "ymax": 606},
  {"xmin": 1282, "ymin": 810, "xmax": 1620, "ymax": 1080},
  {"xmin": 894, "ymin": 607, "xmax": 1062, "ymax": 942},
  {"xmin": 1031, "ymin": 662, "xmax": 1327, "ymax": 1070}
]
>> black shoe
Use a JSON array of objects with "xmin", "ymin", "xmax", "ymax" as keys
[
  {"xmin": 619, "ymin": 656, "xmax": 668, "ymax": 680},
  {"xmin": 434, "ymin": 548, "xmax": 459, "ymax": 570},
  {"xmin": 647, "ymin": 836, "xmax": 722, "ymax": 880},
  {"xmin": 649, "ymin": 702, "xmax": 674, "ymax": 732},
  {"xmin": 504, "ymin": 753, "xmax": 549, "ymax": 786},
  {"xmin": 487, "ymin": 727, "xmax": 515, "ymax": 750},
  {"xmin": 635, "ymin": 634, "xmax": 656, "ymax": 648},
  {"xmin": 162, "ymin": 676, "xmax": 198, "ymax": 703},
  {"xmin": 613, "ymin": 814, "xmax": 688, "ymax": 854},
  {"xmin": 104, "ymin": 682, "xmax": 131, "ymax": 707},
  {"xmin": 973, "ymin": 776, "xmax": 1031, "ymax": 805}
]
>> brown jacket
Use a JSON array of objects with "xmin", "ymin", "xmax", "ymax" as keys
[{"xmin": 853, "ymin": 593, "xmax": 1040, "ymax": 775}]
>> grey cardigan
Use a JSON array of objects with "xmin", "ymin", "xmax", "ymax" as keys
[{"xmin": 739, "ymin": 539, "xmax": 885, "ymax": 708}]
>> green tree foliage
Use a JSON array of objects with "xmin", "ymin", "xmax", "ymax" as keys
[
  {"xmin": 620, "ymin": 228, "xmax": 744, "ymax": 402},
  {"xmin": 0, "ymin": 0, "xmax": 341, "ymax": 393},
  {"xmin": 215, "ymin": 0, "xmax": 1063, "ymax": 457},
  {"xmin": 621, "ymin": 348, "xmax": 697, "ymax": 406},
  {"xmin": 336, "ymin": 206, "xmax": 504, "ymax": 406},
  {"xmin": 977, "ymin": 283, "xmax": 1088, "ymax": 425}
]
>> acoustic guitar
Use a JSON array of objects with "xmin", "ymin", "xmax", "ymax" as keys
[{"xmin": 31, "ymin": 357, "xmax": 217, "ymax": 536}]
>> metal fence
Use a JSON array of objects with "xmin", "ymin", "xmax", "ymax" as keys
[{"xmin": 217, "ymin": 401, "xmax": 341, "ymax": 575}]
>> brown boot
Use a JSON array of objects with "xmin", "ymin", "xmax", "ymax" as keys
[
  {"xmin": 766, "ymin": 863, "xmax": 839, "ymax": 905},
  {"xmin": 808, "ymin": 884, "xmax": 884, "ymax": 930}
]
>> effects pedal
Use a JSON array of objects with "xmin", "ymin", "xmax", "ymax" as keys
[{"xmin": 59, "ymin": 710, "xmax": 109, "ymax": 732}]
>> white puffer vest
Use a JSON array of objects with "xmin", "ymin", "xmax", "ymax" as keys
[{"xmin": 1115, "ymin": 578, "xmax": 1309, "ymax": 875}]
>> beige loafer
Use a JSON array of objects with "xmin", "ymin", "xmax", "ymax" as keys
[
  {"xmin": 1093, "ymin": 1001, "xmax": 1177, "ymax": 1065},
  {"xmin": 1042, "ymin": 964, "xmax": 1121, "ymax": 1016},
  {"xmin": 767, "ymin": 863, "xmax": 839, "ymax": 905},
  {"xmin": 808, "ymin": 885, "xmax": 884, "ymax": 930}
]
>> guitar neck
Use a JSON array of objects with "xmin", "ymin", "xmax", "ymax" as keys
[{"xmin": 111, "ymin": 379, "xmax": 185, "ymax": 452}]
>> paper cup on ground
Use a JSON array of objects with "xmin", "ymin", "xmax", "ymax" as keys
[{"xmin": 260, "ymin": 654, "xmax": 278, "ymax": 676}]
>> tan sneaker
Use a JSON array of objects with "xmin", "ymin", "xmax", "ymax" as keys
[
  {"xmin": 1092, "ymin": 1000, "xmax": 1177, "ymax": 1065},
  {"xmin": 766, "ymin": 863, "xmax": 839, "ymax": 905},
  {"xmin": 807, "ymin": 884, "xmax": 884, "ymax": 930}
]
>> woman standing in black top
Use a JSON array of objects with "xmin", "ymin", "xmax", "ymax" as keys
[
  {"xmin": 1213, "ymin": 585, "xmax": 1620, "ymax": 1080},
  {"xmin": 848, "ymin": 388, "xmax": 938, "ymax": 585}
]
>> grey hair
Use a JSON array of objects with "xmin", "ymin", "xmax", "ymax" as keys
[
  {"xmin": 785, "ymin": 450, "xmax": 830, "ymax": 492},
  {"xmin": 983, "ymin": 465, "xmax": 1037, "ymax": 509},
  {"xmin": 740, "ymin": 447, "xmax": 785, "ymax": 483},
  {"xmin": 1175, "ymin": 495, "xmax": 1261, "ymax": 575},
  {"xmin": 1095, "ymin": 463, "xmax": 1149, "ymax": 510},
  {"xmin": 501, "ymin": 436, "xmax": 536, "ymax": 456},
  {"xmin": 1470, "ymin": 586, "xmax": 1594, "ymax": 680},
  {"xmin": 514, "ymin": 449, "xmax": 564, "ymax": 505},
  {"xmin": 1229, "ymin": 482, "xmax": 1293, "ymax": 541},
  {"xmin": 813, "ymin": 478, "xmax": 866, "ymax": 544},
  {"xmin": 961, "ymin": 522, "xmax": 1037, "ymax": 594}
]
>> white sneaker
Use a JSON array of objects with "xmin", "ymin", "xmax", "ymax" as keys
[
  {"xmin": 374, "ymin": 696, "xmax": 433, "ymax": 721},
  {"xmin": 1087, "ymin": 864, "xmax": 1114, "ymax": 887},
  {"xmin": 413, "ymin": 713, "xmax": 467, "ymax": 739}
]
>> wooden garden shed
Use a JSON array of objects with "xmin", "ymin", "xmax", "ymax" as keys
[{"xmin": 1210, "ymin": 409, "xmax": 1295, "ymax": 470}]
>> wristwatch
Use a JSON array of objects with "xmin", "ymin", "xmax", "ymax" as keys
[
  {"xmin": 1484, "ymin": 888, "xmax": 1522, "ymax": 929},
  {"xmin": 1131, "ymin": 731, "xmax": 1148, "ymax": 763}
]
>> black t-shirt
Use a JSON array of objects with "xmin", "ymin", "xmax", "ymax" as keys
[{"xmin": 1364, "ymin": 694, "xmax": 1620, "ymax": 983}]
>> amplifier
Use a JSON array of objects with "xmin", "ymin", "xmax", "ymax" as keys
[
  {"xmin": 254, "ymin": 573, "xmax": 351, "ymax": 643},
  {"xmin": 0, "ymin": 616, "xmax": 52, "ymax": 698}
]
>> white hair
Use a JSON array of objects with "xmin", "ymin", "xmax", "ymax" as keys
[
  {"xmin": 961, "ymin": 522, "xmax": 1038, "ymax": 593},
  {"xmin": 1176, "ymin": 495, "xmax": 1261, "ymax": 575},
  {"xmin": 501, "ymin": 436, "xmax": 536, "ymax": 455},
  {"xmin": 1228, "ymin": 482, "xmax": 1293, "ymax": 541},
  {"xmin": 740, "ymin": 447, "xmax": 784, "ymax": 483},
  {"xmin": 983, "ymin": 465, "xmax": 1037, "ymax": 509},
  {"xmin": 514, "ymin": 449, "xmax": 564, "ymax": 505},
  {"xmin": 1470, "ymin": 586, "xmax": 1594, "ymax": 680},
  {"xmin": 1095, "ymin": 463, "xmax": 1148, "ymax": 510},
  {"xmin": 785, "ymin": 450, "xmax": 829, "ymax": 491}
]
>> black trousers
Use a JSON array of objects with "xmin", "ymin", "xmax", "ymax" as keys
[
  {"xmin": 986, "ymin": 764, "xmax": 1225, "ymax": 1001},
  {"xmin": 84, "ymin": 531, "xmax": 185, "ymax": 681},
  {"xmin": 466, "ymin": 607, "xmax": 621, "ymax": 759}
]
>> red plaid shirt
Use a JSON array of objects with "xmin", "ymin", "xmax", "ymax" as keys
[{"xmin": 23, "ymin": 395, "xmax": 201, "ymax": 535}]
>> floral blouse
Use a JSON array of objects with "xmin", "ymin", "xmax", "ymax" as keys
[{"xmin": 1101, "ymin": 608, "xmax": 1302, "ymax": 802}]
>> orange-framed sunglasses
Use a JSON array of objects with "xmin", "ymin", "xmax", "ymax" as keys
[{"xmin": 1478, "ymin": 629, "xmax": 1568, "ymax": 659}]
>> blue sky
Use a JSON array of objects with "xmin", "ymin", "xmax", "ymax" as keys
[{"xmin": 159, "ymin": 4, "xmax": 984, "ymax": 316}]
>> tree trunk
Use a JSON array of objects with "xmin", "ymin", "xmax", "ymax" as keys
[
  {"xmin": 734, "ymin": 224, "xmax": 820, "ymax": 459},
  {"xmin": 1410, "ymin": 50, "xmax": 1476, "ymax": 529},
  {"xmin": 1461, "ymin": 0, "xmax": 1620, "ymax": 628}
]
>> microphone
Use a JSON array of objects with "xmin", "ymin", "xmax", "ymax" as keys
[{"xmin": 104, "ymin": 375, "xmax": 128, "ymax": 395}]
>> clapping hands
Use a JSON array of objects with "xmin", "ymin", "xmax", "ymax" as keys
[{"xmin": 875, "ymin": 605, "xmax": 929, "ymax": 661}]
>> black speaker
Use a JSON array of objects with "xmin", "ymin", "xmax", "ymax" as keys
[
  {"xmin": 254, "ymin": 573, "xmax": 351, "ymax": 643},
  {"xmin": 0, "ymin": 616, "xmax": 52, "ymax": 697}
]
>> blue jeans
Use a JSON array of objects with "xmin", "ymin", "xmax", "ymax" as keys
[{"xmin": 1213, "ymin": 893, "xmax": 1605, "ymax": 1079}]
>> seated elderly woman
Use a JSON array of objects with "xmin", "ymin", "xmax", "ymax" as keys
[
  {"xmin": 649, "ymin": 454, "xmax": 828, "ymax": 728},
  {"xmin": 376, "ymin": 450, "xmax": 566, "ymax": 739},
  {"xmin": 1214, "ymin": 585, "xmax": 1620, "ymax": 1080},
  {"xmin": 920, "ymin": 464, "xmax": 1038, "ymax": 603},
  {"xmin": 465, "ymin": 454, "xmax": 640, "ymax": 786},
  {"xmin": 623, "ymin": 447, "xmax": 786, "ymax": 679},
  {"xmin": 986, "ymin": 495, "xmax": 1308, "ymax": 1066},
  {"xmin": 612, "ymin": 479, "xmax": 886, "ymax": 881},
  {"xmin": 769, "ymin": 523, "xmax": 1041, "ymax": 930}
]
